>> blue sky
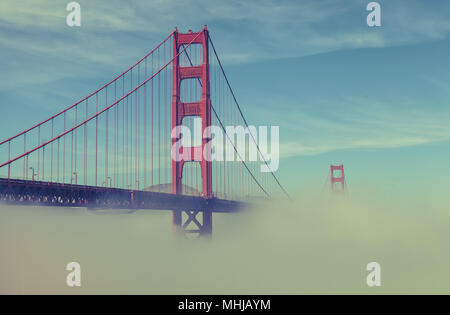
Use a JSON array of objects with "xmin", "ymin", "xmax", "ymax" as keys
[{"xmin": 1, "ymin": 0, "xmax": 450, "ymax": 196}]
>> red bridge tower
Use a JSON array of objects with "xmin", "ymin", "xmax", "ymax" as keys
[
  {"xmin": 171, "ymin": 26, "xmax": 212, "ymax": 237},
  {"xmin": 330, "ymin": 164, "xmax": 345, "ymax": 193}
]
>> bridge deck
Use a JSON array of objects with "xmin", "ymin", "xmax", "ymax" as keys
[{"xmin": 0, "ymin": 178, "xmax": 246, "ymax": 213}]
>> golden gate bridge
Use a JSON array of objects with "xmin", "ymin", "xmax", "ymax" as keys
[{"xmin": 0, "ymin": 27, "xmax": 289, "ymax": 237}]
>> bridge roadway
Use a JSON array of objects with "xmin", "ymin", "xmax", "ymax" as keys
[{"xmin": 0, "ymin": 178, "xmax": 246, "ymax": 213}]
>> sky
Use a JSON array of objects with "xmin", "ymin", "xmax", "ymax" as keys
[{"xmin": 1, "ymin": 0, "xmax": 450, "ymax": 197}]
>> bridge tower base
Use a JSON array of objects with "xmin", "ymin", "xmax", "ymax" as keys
[{"xmin": 173, "ymin": 209, "xmax": 212, "ymax": 238}]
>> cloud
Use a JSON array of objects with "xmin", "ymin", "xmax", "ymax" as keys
[
  {"xmin": 0, "ymin": 0, "xmax": 449, "ymax": 91},
  {"xmin": 1, "ymin": 0, "xmax": 450, "ymax": 65},
  {"xmin": 271, "ymin": 96, "xmax": 450, "ymax": 157},
  {"xmin": 280, "ymin": 137, "xmax": 438, "ymax": 158}
]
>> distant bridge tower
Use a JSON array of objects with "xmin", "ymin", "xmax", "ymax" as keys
[
  {"xmin": 330, "ymin": 164, "xmax": 345, "ymax": 193},
  {"xmin": 171, "ymin": 26, "xmax": 212, "ymax": 237}
]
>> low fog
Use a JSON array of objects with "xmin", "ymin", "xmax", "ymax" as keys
[{"xmin": 1, "ymin": 185, "xmax": 449, "ymax": 294}]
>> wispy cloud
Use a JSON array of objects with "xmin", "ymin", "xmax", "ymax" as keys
[
  {"xmin": 1, "ymin": 0, "xmax": 450, "ymax": 91},
  {"xmin": 263, "ymin": 95, "xmax": 450, "ymax": 158},
  {"xmin": 1, "ymin": 0, "xmax": 450, "ymax": 64}
]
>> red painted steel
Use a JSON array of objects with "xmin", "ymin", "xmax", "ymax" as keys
[
  {"xmin": 171, "ymin": 27, "xmax": 212, "ymax": 198},
  {"xmin": 171, "ymin": 27, "xmax": 212, "ymax": 234},
  {"xmin": 330, "ymin": 164, "xmax": 345, "ymax": 193}
]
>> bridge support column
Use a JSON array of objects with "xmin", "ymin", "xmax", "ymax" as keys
[
  {"xmin": 172, "ymin": 209, "xmax": 212, "ymax": 238},
  {"xmin": 171, "ymin": 26, "xmax": 213, "ymax": 239}
]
